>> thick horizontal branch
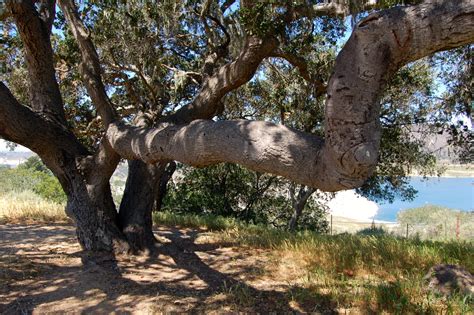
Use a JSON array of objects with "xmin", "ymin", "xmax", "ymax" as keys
[
  {"xmin": 108, "ymin": 120, "xmax": 333, "ymax": 189},
  {"xmin": 109, "ymin": 0, "xmax": 474, "ymax": 191}
]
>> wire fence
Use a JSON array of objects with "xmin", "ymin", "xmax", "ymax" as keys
[{"xmin": 328, "ymin": 215, "xmax": 474, "ymax": 241}]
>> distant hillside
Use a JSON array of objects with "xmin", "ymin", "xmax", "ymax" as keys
[
  {"xmin": 0, "ymin": 151, "xmax": 35, "ymax": 168},
  {"xmin": 409, "ymin": 124, "xmax": 470, "ymax": 164}
]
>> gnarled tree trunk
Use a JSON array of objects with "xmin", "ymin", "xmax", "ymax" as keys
[
  {"xmin": 66, "ymin": 174, "xmax": 128, "ymax": 252},
  {"xmin": 117, "ymin": 160, "xmax": 176, "ymax": 252},
  {"xmin": 118, "ymin": 160, "xmax": 165, "ymax": 251}
]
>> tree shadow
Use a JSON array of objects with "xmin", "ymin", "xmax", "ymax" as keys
[{"xmin": 0, "ymin": 225, "xmax": 338, "ymax": 313}]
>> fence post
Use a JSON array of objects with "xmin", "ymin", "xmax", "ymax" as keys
[
  {"xmin": 456, "ymin": 213, "xmax": 460, "ymax": 240},
  {"xmin": 406, "ymin": 223, "xmax": 409, "ymax": 239},
  {"xmin": 330, "ymin": 215, "xmax": 333, "ymax": 236}
]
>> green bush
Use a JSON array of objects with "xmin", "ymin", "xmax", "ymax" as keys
[
  {"xmin": 0, "ymin": 156, "xmax": 66, "ymax": 203},
  {"xmin": 162, "ymin": 163, "xmax": 329, "ymax": 232},
  {"xmin": 357, "ymin": 226, "xmax": 388, "ymax": 236}
]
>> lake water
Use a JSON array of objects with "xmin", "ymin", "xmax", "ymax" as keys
[{"xmin": 374, "ymin": 177, "xmax": 474, "ymax": 222}]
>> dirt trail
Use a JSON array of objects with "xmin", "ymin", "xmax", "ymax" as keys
[{"xmin": 0, "ymin": 224, "xmax": 325, "ymax": 314}]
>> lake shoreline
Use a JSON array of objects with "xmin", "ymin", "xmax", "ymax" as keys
[
  {"xmin": 374, "ymin": 177, "xmax": 473, "ymax": 222},
  {"xmin": 410, "ymin": 164, "xmax": 474, "ymax": 178}
]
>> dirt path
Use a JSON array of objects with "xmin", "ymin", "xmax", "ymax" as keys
[{"xmin": 0, "ymin": 224, "xmax": 324, "ymax": 314}]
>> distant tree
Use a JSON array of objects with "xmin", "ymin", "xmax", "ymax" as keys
[
  {"xmin": 18, "ymin": 156, "xmax": 50, "ymax": 174},
  {"xmin": 0, "ymin": 160, "xmax": 66, "ymax": 203}
]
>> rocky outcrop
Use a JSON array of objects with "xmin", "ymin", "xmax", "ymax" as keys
[{"xmin": 424, "ymin": 264, "xmax": 474, "ymax": 297}]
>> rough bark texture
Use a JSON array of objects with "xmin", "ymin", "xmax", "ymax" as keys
[
  {"xmin": 58, "ymin": 0, "xmax": 117, "ymax": 125},
  {"xmin": 118, "ymin": 161, "xmax": 167, "ymax": 252},
  {"xmin": 108, "ymin": 0, "xmax": 474, "ymax": 191},
  {"xmin": 2, "ymin": 1, "xmax": 127, "ymax": 253},
  {"xmin": 8, "ymin": 0, "xmax": 66, "ymax": 125},
  {"xmin": 154, "ymin": 162, "xmax": 177, "ymax": 212},
  {"xmin": 66, "ymin": 172, "xmax": 128, "ymax": 252},
  {"xmin": 0, "ymin": 84, "xmax": 127, "ymax": 252}
]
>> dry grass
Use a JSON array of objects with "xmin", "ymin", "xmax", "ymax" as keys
[
  {"xmin": 0, "ymin": 191, "xmax": 68, "ymax": 224},
  {"xmin": 154, "ymin": 211, "xmax": 474, "ymax": 313},
  {"xmin": 1, "ymin": 201, "xmax": 472, "ymax": 313},
  {"xmin": 441, "ymin": 164, "xmax": 474, "ymax": 177}
]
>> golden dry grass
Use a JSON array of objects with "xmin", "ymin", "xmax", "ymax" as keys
[
  {"xmin": 0, "ymin": 200, "xmax": 472, "ymax": 313},
  {"xmin": 0, "ymin": 191, "xmax": 68, "ymax": 224}
]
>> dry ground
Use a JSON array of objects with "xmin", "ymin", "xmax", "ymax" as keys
[{"xmin": 0, "ymin": 224, "xmax": 330, "ymax": 314}]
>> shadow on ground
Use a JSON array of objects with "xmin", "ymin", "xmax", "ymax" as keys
[{"xmin": 0, "ymin": 224, "xmax": 338, "ymax": 313}]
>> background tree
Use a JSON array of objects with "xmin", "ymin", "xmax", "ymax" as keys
[{"xmin": 163, "ymin": 163, "xmax": 331, "ymax": 232}]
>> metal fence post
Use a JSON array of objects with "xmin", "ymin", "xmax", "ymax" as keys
[{"xmin": 456, "ymin": 213, "xmax": 460, "ymax": 240}]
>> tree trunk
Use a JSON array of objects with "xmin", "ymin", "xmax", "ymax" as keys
[
  {"xmin": 45, "ymin": 153, "xmax": 129, "ymax": 253},
  {"xmin": 118, "ymin": 160, "xmax": 167, "ymax": 252},
  {"xmin": 288, "ymin": 203, "xmax": 304, "ymax": 232},
  {"xmin": 288, "ymin": 186, "xmax": 315, "ymax": 231},
  {"xmin": 66, "ymin": 179, "xmax": 129, "ymax": 252},
  {"xmin": 154, "ymin": 161, "xmax": 176, "ymax": 212}
]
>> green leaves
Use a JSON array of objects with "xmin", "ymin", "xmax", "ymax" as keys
[{"xmin": 0, "ymin": 157, "xmax": 66, "ymax": 204}]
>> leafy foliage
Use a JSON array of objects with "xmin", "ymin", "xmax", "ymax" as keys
[
  {"xmin": 0, "ymin": 157, "xmax": 66, "ymax": 204},
  {"xmin": 163, "ymin": 163, "xmax": 329, "ymax": 232}
]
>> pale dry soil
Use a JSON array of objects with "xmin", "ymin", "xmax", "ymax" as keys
[{"xmin": 0, "ymin": 224, "xmax": 333, "ymax": 314}]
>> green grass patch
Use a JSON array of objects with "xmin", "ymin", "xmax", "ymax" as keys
[
  {"xmin": 152, "ymin": 210, "xmax": 243, "ymax": 231},
  {"xmin": 153, "ymin": 211, "xmax": 473, "ymax": 274},
  {"xmin": 153, "ymin": 211, "xmax": 473, "ymax": 313}
]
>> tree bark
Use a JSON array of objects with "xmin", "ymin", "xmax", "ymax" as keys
[
  {"xmin": 66, "ymin": 170, "xmax": 129, "ymax": 252},
  {"xmin": 1, "ymin": 75, "xmax": 126, "ymax": 254},
  {"xmin": 117, "ymin": 160, "xmax": 175, "ymax": 252},
  {"xmin": 9, "ymin": 0, "xmax": 66, "ymax": 125},
  {"xmin": 118, "ymin": 160, "xmax": 167, "ymax": 252},
  {"xmin": 288, "ymin": 204, "xmax": 304, "ymax": 232},
  {"xmin": 2, "ymin": 0, "xmax": 125, "ymax": 252},
  {"xmin": 154, "ymin": 162, "xmax": 177, "ymax": 212}
]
